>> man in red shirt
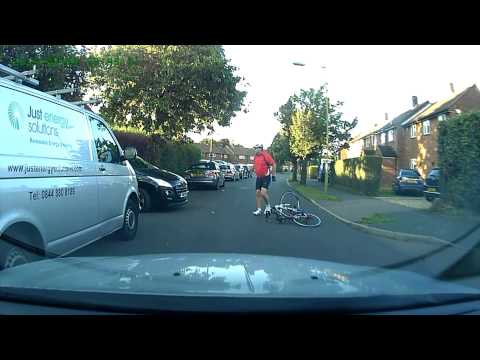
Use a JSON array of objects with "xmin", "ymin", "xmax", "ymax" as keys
[{"xmin": 252, "ymin": 144, "xmax": 276, "ymax": 216}]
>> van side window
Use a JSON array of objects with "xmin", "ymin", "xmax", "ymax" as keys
[{"xmin": 90, "ymin": 118, "xmax": 120, "ymax": 163}]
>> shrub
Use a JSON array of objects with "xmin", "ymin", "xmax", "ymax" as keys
[
  {"xmin": 113, "ymin": 130, "xmax": 201, "ymax": 176},
  {"xmin": 438, "ymin": 112, "xmax": 480, "ymax": 212},
  {"xmin": 333, "ymin": 156, "xmax": 382, "ymax": 195}
]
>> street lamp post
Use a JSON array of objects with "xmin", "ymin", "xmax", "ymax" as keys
[
  {"xmin": 324, "ymin": 87, "xmax": 330, "ymax": 193},
  {"xmin": 292, "ymin": 62, "xmax": 330, "ymax": 193}
]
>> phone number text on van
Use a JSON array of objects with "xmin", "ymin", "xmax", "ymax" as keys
[{"xmin": 29, "ymin": 187, "xmax": 76, "ymax": 201}]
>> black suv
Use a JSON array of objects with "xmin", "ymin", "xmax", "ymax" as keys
[
  {"xmin": 129, "ymin": 156, "xmax": 189, "ymax": 212},
  {"xmin": 424, "ymin": 168, "xmax": 441, "ymax": 202}
]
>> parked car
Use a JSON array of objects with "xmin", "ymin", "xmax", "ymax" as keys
[
  {"xmin": 184, "ymin": 161, "xmax": 225, "ymax": 190},
  {"xmin": 0, "ymin": 76, "xmax": 140, "ymax": 269},
  {"xmin": 214, "ymin": 160, "xmax": 228, "ymax": 165},
  {"xmin": 392, "ymin": 169, "xmax": 424, "ymax": 195},
  {"xmin": 221, "ymin": 163, "xmax": 239, "ymax": 181},
  {"xmin": 129, "ymin": 156, "xmax": 189, "ymax": 212},
  {"xmin": 234, "ymin": 164, "xmax": 246, "ymax": 179},
  {"xmin": 424, "ymin": 167, "xmax": 441, "ymax": 202},
  {"xmin": 242, "ymin": 165, "xmax": 252, "ymax": 178}
]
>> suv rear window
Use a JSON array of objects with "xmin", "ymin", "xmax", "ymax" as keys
[
  {"xmin": 192, "ymin": 163, "xmax": 216, "ymax": 170},
  {"xmin": 401, "ymin": 170, "xmax": 420, "ymax": 178}
]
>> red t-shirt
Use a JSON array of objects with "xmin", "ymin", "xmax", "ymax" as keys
[{"xmin": 254, "ymin": 150, "xmax": 275, "ymax": 177}]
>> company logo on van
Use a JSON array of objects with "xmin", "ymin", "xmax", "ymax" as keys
[{"xmin": 7, "ymin": 101, "xmax": 24, "ymax": 130}]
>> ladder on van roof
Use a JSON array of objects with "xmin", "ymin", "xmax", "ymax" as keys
[
  {"xmin": 0, "ymin": 63, "xmax": 101, "ymax": 109},
  {"xmin": 0, "ymin": 63, "xmax": 39, "ymax": 87}
]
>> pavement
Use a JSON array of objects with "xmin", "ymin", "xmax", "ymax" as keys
[
  {"xmin": 299, "ymin": 177, "xmax": 480, "ymax": 243},
  {"xmin": 69, "ymin": 173, "xmax": 446, "ymax": 272}
]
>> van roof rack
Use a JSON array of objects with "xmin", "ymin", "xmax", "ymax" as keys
[
  {"xmin": 0, "ymin": 63, "xmax": 39, "ymax": 87},
  {"xmin": 1, "ymin": 63, "xmax": 101, "ymax": 110}
]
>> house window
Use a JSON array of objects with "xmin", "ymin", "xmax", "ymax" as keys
[
  {"xmin": 387, "ymin": 129, "xmax": 394, "ymax": 142},
  {"xmin": 209, "ymin": 153, "xmax": 216, "ymax": 158},
  {"xmin": 410, "ymin": 124, "xmax": 417, "ymax": 138},
  {"xmin": 239, "ymin": 155, "xmax": 245, "ymax": 160},
  {"xmin": 410, "ymin": 159, "xmax": 417, "ymax": 170},
  {"xmin": 223, "ymin": 154, "xmax": 228, "ymax": 159},
  {"xmin": 438, "ymin": 114, "xmax": 447, "ymax": 122},
  {"xmin": 422, "ymin": 120, "xmax": 431, "ymax": 135},
  {"xmin": 380, "ymin": 133, "xmax": 386, "ymax": 144}
]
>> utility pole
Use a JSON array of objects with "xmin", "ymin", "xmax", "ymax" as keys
[
  {"xmin": 209, "ymin": 138, "xmax": 213, "ymax": 161},
  {"xmin": 324, "ymin": 91, "xmax": 330, "ymax": 193}
]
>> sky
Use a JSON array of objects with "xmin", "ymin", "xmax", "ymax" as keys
[{"xmin": 188, "ymin": 45, "xmax": 480, "ymax": 148}]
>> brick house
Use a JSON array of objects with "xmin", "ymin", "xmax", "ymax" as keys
[
  {"xmin": 400, "ymin": 84, "xmax": 480, "ymax": 177},
  {"xmin": 231, "ymin": 145, "xmax": 256, "ymax": 164},
  {"xmin": 342, "ymin": 84, "xmax": 480, "ymax": 184},
  {"xmin": 341, "ymin": 99, "xmax": 431, "ymax": 186},
  {"xmin": 195, "ymin": 143, "xmax": 256, "ymax": 164},
  {"xmin": 195, "ymin": 142, "xmax": 235, "ymax": 162}
]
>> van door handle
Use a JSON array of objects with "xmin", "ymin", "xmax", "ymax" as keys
[{"xmin": 99, "ymin": 166, "xmax": 106, "ymax": 172}]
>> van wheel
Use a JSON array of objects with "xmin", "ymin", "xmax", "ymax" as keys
[
  {"xmin": 0, "ymin": 247, "xmax": 28, "ymax": 270},
  {"xmin": 139, "ymin": 188, "xmax": 152, "ymax": 212},
  {"xmin": 117, "ymin": 199, "xmax": 139, "ymax": 241}
]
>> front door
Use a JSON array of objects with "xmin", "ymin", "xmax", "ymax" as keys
[{"xmin": 89, "ymin": 117, "xmax": 130, "ymax": 223}]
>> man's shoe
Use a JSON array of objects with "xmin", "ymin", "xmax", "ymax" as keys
[
  {"xmin": 264, "ymin": 205, "xmax": 271, "ymax": 215},
  {"xmin": 253, "ymin": 208, "xmax": 262, "ymax": 216}
]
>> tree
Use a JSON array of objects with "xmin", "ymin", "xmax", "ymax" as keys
[
  {"xmin": 0, "ymin": 45, "xmax": 91, "ymax": 101},
  {"xmin": 290, "ymin": 110, "xmax": 319, "ymax": 184},
  {"xmin": 91, "ymin": 45, "xmax": 247, "ymax": 142},
  {"xmin": 287, "ymin": 87, "xmax": 357, "ymax": 185},
  {"xmin": 274, "ymin": 96, "xmax": 298, "ymax": 181},
  {"xmin": 268, "ymin": 131, "xmax": 291, "ymax": 170}
]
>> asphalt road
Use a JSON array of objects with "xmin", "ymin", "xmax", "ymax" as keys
[{"xmin": 70, "ymin": 173, "xmax": 431, "ymax": 268}]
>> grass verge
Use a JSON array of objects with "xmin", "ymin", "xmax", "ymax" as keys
[
  {"xmin": 358, "ymin": 213, "xmax": 395, "ymax": 225},
  {"xmin": 289, "ymin": 182, "xmax": 340, "ymax": 202}
]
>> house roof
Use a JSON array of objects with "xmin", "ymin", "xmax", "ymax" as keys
[
  {"xmin": 195, "ymin": 142, "xmax": 233, "ymax": 155},
  {"xmin": 195, "ymin": 142, "xmax": 255, "ymax": 156},
  {"xmin": 232, "ymin": 145, "xmax": 256, "ymax": 156},
  {"xmin": 377, "ymin": 145, "xmax": 397, "ymax": 157},
  {"xmin": 375, "ymin": 101, "xmax": 431, "ymax": 133},
  {"xmin": 356, "ymin": 101, "xmax": 430, "ymax": 141},
  {"xmin": 402, "ymin": 85, "xmax": 479, "ymax": 126}
]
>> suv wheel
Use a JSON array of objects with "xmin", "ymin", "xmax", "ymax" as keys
[
  {"xmin": 139, "ymin": 188, "xmax": 152, "ymax": 212},
  {"xmin": 117, "ymin": 199, "xmax": 139, "ymax": 241}
]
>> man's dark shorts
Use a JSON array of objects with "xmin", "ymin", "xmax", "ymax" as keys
[{"xmin": 256, "ymin": 175, "xmax": 271, "ymax": 191}]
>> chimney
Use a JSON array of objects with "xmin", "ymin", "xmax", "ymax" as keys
[
  {"xmin": 385, "ymin": 113, "xmax": 388, "ymax": 121},
  {"xmin": 412, "ymin": 96, "xmax": 418, "ymax": 108},
  {"xmin": 450, "ymin": 83, "xmax": 455, "ymax": 94}
]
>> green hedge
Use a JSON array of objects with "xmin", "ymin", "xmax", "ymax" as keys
[
  {"xmin": 308, "ymin": 165, "xmax": 319, "ymax": 179},
  {"xmin": 438, "ymin": 112, "xmax": 480, "ymax": 212},
  {"xmin": 333, "ymin": 156, "xmax": 382, "ymax": 195},
  {"xmin": 114, "ymin": 130, "xmax": 201, "ymax": 176}
]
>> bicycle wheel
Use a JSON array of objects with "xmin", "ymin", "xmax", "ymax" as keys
[
  {"xmin": 280, "ymin": 191, "xmax": 300, "ymax": 210},
  {"xmin": 293, "ymin": 212, "xmax": 322, "ymax": 227}
]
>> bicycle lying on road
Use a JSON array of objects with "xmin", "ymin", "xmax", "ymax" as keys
[{"xmin": 265, "ymin": 191, "xmax": 322, "ymax": 228}]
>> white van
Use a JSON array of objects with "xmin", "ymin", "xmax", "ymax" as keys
[{"xmin": 0, "ymin": 78, "xmax": 140, "ymax": 269}]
